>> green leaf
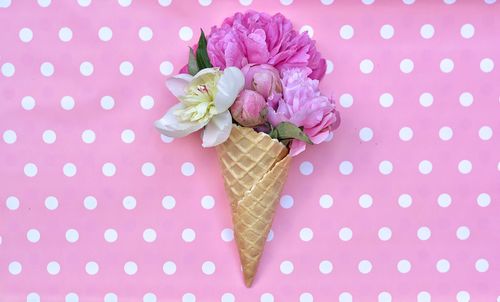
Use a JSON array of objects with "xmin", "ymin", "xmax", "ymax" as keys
[
  {"xmin": 196, "ymin": 29, "xmax": 213, "ymax": 70},
  {"xmin": 188, "ymin": 47, "xmax": 199, "ymax": 76},
  {"xmin": 274, "ymin": 122, "xmax": 313, "ymax": 144},
  {"xmin": 269, "ymin": 127, "xmax": 278, "ymax": 140}
]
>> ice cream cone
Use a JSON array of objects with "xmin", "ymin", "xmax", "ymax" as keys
[{"xmin": 216, "ymin": 125, "xmax": 291, "ymax": 287}]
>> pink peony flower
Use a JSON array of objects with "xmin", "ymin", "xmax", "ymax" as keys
[
  {"xmin": 230, "ymin": 89, "xmax": 267, "ymax": 127},
  {"xmin": 241, "ymin": 64, "xmax": 282, "ymax": 99},
  {"xmin": 267, "ymin": 67, "xmax": 340, "ymax": 156},
  {"xmin": 207, "ymin": 11, "xmax": 326, "ymax": 80}
]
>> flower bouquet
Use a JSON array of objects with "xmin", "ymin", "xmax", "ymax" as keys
[{"xmin": 155, "ymin": 11, "xmax": 340, "ymax": 287}]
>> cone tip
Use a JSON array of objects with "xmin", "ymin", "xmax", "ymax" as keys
[{"xmin": 244, "ymin": 276, "xmax": 254, "ymax": 287}]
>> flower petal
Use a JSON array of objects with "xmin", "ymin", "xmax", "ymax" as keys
[
  {"xmin": 154, "ymin": 103, "xmax": 207, "ymax": 138},
  {"xmin": 192, "ymin": 67, "xmax": 220, "ymax": 80},
  {"xmin": 166, "ymin": 74, "xmax": 193, "ymax": 97},
  {"xmin": 214, "ymin": 67, "xmax": 245, "ymax": 113},
  {"xmin": 201, "ymin": 111, "xmax": 233, "ymax": 147}
]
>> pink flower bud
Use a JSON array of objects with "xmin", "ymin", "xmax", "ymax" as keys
[
  {"xmin": 230, "ymin": 90, "xmax": 268, "ymax": 127},
  {"xmin": 242, "ymin": 64, "xmax": 282, "ymax": 99}
]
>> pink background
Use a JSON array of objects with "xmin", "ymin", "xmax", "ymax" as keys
[{"xmin": 1, "ymin": 0, "xmax": 500, "ymax": 301}]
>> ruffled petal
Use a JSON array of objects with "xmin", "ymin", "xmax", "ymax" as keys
[
  {"xmin": 154, "ymin": 103, "xmax": 207, "ymax": 138},
  {"xmin": 214, "ymin": 67, "xmax": 245, "ymax": 113},
  {"xmin": 166, "ymin": 74, "xmax": 193, "ymax": 97},
  {"xmin": 201, "ymin": 111, "xmax": 233, "ymax": 147}
]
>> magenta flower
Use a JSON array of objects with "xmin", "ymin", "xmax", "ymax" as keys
[
  {"xmin": 267, "ymin": 67, "xmax": 340, "ymax": 156},
  {"xmin": 207, "ymin": 11, "xmax": 326, "ymax": 80}
]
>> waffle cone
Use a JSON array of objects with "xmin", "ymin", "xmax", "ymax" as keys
[{"xmin": 216, "ymin": 125, "xmax": 291, "ymax": 287}]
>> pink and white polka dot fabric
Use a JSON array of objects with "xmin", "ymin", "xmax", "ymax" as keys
[{"xmin": 1, "ymin": 0, "xmax": 500, "ymax": 301}]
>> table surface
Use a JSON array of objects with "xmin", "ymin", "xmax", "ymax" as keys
[{"xmin": 1, "ymin": 0, "xmax": 499, "ymax": 301}]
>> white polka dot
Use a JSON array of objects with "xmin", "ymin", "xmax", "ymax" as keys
[
  {"xmin": 9, "ymin": 261, "xmax": 22, "ymax": 275},
  {"xmin": 398, "ymin": 194, "xmax": 413, "ymax": 208},
  {"xmin": 104, "ymin": 229, "xmax": 118, "ymax": 242},
  {"xmin": 37, "ymin": 0, "xmax": 51, "ymax": 7},
  {"xmin": 42, "ymin": 130, "xmax": 56, "ymax": 144},
  {"xmin": 40, "ymin": 62, "xmax": 54, "ymax": 77},
  {"xmin": 459, "ymin": 92, "xmax": 474, "ymax": 107},
  {"xmin": 359, "ymin": 127, "xmax": 374, "ymax": 142},
  {"xmin": 397, "ymin": 259, "xmax": 411, "ymax": 273},
  {"xmin": 84, "ymin": 196, "xmax": 97, "ymax": 210},
  {"xmin": 378, "ymin": 227, "xmax": 392, "ymax": 241},
  {"xmin": 379, "ymin": 160, "xmax": 393, "ymax": 175},
  {"xmin": 24, "ymin": 163, "xmax": 38, "ymax": 177},
  {"xmin": 379, "ymin": 93, "xmax": 393, "ymax": 108},
  {"xmin": 200, "ymin": 195, "xmax": 215, "ymax": 209},
  {"xmin": 45, "ymin": 196, "xmax": 58, "ymax": 210},
  {"xmin": 475, "ymin": 258, "xmax": 489, "ymax": 272},
  {"xmin": 339, "ymin": 93, "xmax": 353, "ymax": 108},
  {"xmin": 142, "ymin": 229, "xmax": 156, "ymax": 243},
  {"xmin": 118, "ymin": 0, "xmax": 132, "ymax": 7},
  {"xmin": 299, "ymin": 293, "xmax": 313, "ymax": 302},
  {"xmin": 198, "ymin": 0, "xmax": 212, "ymax": 6},
  {"xmin": 418, "ymin": 160, "xmax": 433, "ymax": 175},
  {"xmin": 299, "ymin": 227, "xmax": 314, "ymax": 242},
  {"xmin": 142, "ymin": 162, "xmax": 156, "ymax": 176},
  {"xmin": 362, "ymin": 0, "xmax": 375, "ymax": 4},
  {"xmin": 81, "ymin": 129, "xmax": 96, "ymax": 143},
  {"xmin": 143, "ymin": 293, "xmax": 157, "ymax": 302},
  {"xmin": 202, "ymin": 261, "xmax": 216, "ymax": 275},
  {"xmin": 436, "ymin": 259, "xmax": 450, "ymax": 273},
  {"xmin": 485, "ymin": 0, "xmax": 496, "ymax": 3},
  {"xmin": 378, "ymin": 292, "xmax": 392, "ymax": 302},
  {"xmin": 163, "ymin": 261, "xmax": 176, "ymax": 275},
  {"xmin": 400, "ymin": 58, "xmax": 414, "ymax": 73},
  {"xmin": 358, "ymin": 194, "xmax": 373, "ymax": 208},
  {"xmin": 417, "ymin": 226, "xmax": 431, "ymax": 240},
  {"xmin": 478, "ymin": 126, "xmax": 493, "ymax": 140},
  {"xmin": 179, "ymin": 26, "xmax": 193, "ymax": 41},
  {"xmin": 58, "ymin": 27, "xmax": 72, "ymax": 42},
  {"xmin": 439, "ymin": 126, "xmax": 453, "ymax": 141},
  {"xmin": 457, "ymin": 226, "xmax": 470, "ymax": 240},
  {"xmin": 104, "ymin": 293, "xmax": 118, "ymax": 302},
  {"xmin": 438, "ymin": 193, "xmax": 452, "ymax": 207},
  {"xmin": 182, "ymin": 293, "xmax": 196, "ymax": 302},
  {"xmin": 444, "ymin": 0, "xmax": 456, "ymax": 4},
  {"xmin": 63, "ymin": 163, "xmax": 77, "ymax": 177},
  {"xmin": 417, "ymin": 291, "xmax": 431, "ymax": 302},
  {"xmin": 280, "ymin": 260, "xmax": 294, "ymax": 274},
  {"xmin": 326, "ymin": 60, "xmax": 334, "ymax": 74},
  {"xmin": 182, "ymin": 228, "xmax": 196, "ymax": 242},
  {"xmin": 120, "ymin": 61, "xmax": 134, "ymax": 76},
  {"xmin": 220, "ymin": 228, "xmax": 234, "ymax": 242},
  {"xmin": 65, "ymin": 293, "xmax": 79, "ymax": 302},
  {"xmin": 456, "ymin": 291, "xmax": 470, "ymax": 302},
  {"xmin": 79, "ymin": 61, "xmax": 94, "ymax": 76},
  {"xmin": 267, "ymin": 230, "xmax": 274, "ymax": 242},
  {"xmin": 120, "ymin": 129, "xmax": 135, "ymax": 144},
  {"xmin": 0, "ymin": 0, "xmax": 11, "ymax": 8},
  {"xmin": 477, "ymin": 193, "xmax": 491, "ymax": 207},
  {"xmin": 340, "ymin": 25, "xmax": 354, "ymax": 40},
  {"xmin": 339, "ymin": 161, "xmax": 353, "ymax": 175},
  {"xmin": 27, "ymin": 229, "xmax": 41, "ymax": 243},
  {"xmin": 299, "ymin": 161, "xmax": 315, "ymax": 176},
  {"xmin": 6, "ymin": 196, "xmax": 20, "ymax": 210},
  {"xmin": 380, "ymin": 24, "xmax": 394, "ymax": 39},
  {"xmin": 280, "ymin": 195, "xmax": 294, "ymax": 209},
  {"xmin": 85, "ymin": 261, "xmax": 99, "ymax": 275},
  {"xmin": 399, "ymin": 127, "xmax": 414, "ymax": 141},
  {"xmin": 319, "ymin": 194, "xmax": 333, "ymax": 208},
  {"xmin": 440, "ymin": 58, "xmax": 454, "ymax": 73},
  {"xmin": 480, "ymin": 58, "xmax": 494, "ymax": 73},
  {"xmin": 122, "ymin": 196, "xmax": 136, "ymax": 210},
  {"xmin": 161, "ymin": 134, "xmax": 174, "ymax": 143},
  {"xmin": 360, "ymin": 59, "xmax": 374, "ymax": 74},
  {"xmin": 100, "ymin": 95, "xmax": 114, "ymax": 110},
  {"xmin": 66, "ymin": 229, "xmax": 79, "ymax": 243},
  {"xmin": 300, "ymin": 25, "xmax": 314, "ymax": 38},
  {"xmin": 420, "ymin": 24, "xmax": 435, "ymax": 39},
  {"xmin": 124, "ymin": 261, "xmax": 138, "ymax": 275},
  {"xmin": 99, "ymin": 27, "xmax": 113, "ymax": 41},
  {"xmin": 77, "ymin": 0, "xmax": 91, "ymax": 6},
  {"xmin": 162, "ymin": 195, "xmax": 176, "ymax": 210},
  {"xmin": 458, "ymin": 160, "xmax": 472, "ymax": 174},
  {"xmin": 160, "ymin": 61, "xmax": 174, "ymax": 76},
  {"xmin": 358, "ymin": 260, "xmax": 372, "ymax": 274},
  {"xmin": 27, "ymin": 293, "xmax": 40, "ymax": 302},
  {"xmin": 339, "ymin": 292, "xmax": 353, "ymax": 302},
  {"xmin": 60, "ymin": 96, "xmax": 75, "ymax": 110},
  {"xmin": 239, "ymin": 0, "xmax": 252, "ymax": 6},
  {"xmin": 140, "ymin": 95, "xmax": 154, "ymax": 110},
  {"xmin": 138, "ymin": 26, "xmax": 153, "ymax": 41},
  {"xmin": 460, "ymin": 24, "xmax": 475, "ymax": 39},
  {"xmin": 102, "ymin": 162, "xmax": 116, "ymax": 177},
  {"xmin": 19, "ymin": 28, "xmax": 33, "ymax": 42},
  {"xmin": 1, "ymin": 62, "xmax": 15, "ymax": 77},
  {"xmin": 158, "ymin": 0, "xmax": 172, "ymax": 6},
  {"xmin": 260, "ymin": 293, "xmax": 274, "ymax": 302},
  {"xmin": 339, "ymin": 227, "xmax": 353, "ymax": 241},
  {"xmin": 321, "ymin": 0, "xmax": 334, "ymax": 4},
  {"xmin": 319, "ymin": 260, "xmax": 333, "ymax": 274},
  {"xmin": 21, "ymin": 96, "xmax": 36, "ymax": 110},
  {"xmin": 419, "ymin": 92, "xmax": 434, "ymax": 107},
  {"xmin": 181, "ymin": 162, "xmax": 195, "ymax": 176},
  {"xmin": 47, "ymin": 261, "xmax": 61, "ymax": 275},
  {"xmin": 3, "ymin": 130, "xmax": 16, "ymax": 144}
]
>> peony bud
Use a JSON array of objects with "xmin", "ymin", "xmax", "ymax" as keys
[
  {"xmin": 242, "ymin": 64, "xmax": 282, "ymax": 99},
  {"xmin": 230, "ymin": 90, "xmax": 268, "ymax": 127}
]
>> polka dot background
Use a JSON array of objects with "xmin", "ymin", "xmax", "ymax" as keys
[{"xmin": 1, "ymin": 0, "xmax": 499, "ymax": 301}]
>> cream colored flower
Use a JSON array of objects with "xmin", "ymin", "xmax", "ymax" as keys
[{"xmin": 155, "ymin": 67, "xmax": 244, "ymax": 147}]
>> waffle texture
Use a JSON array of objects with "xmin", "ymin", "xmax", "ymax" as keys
[{"xmin": 216, "ymin": 125, "xmax": 291, "ymax": 287}]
